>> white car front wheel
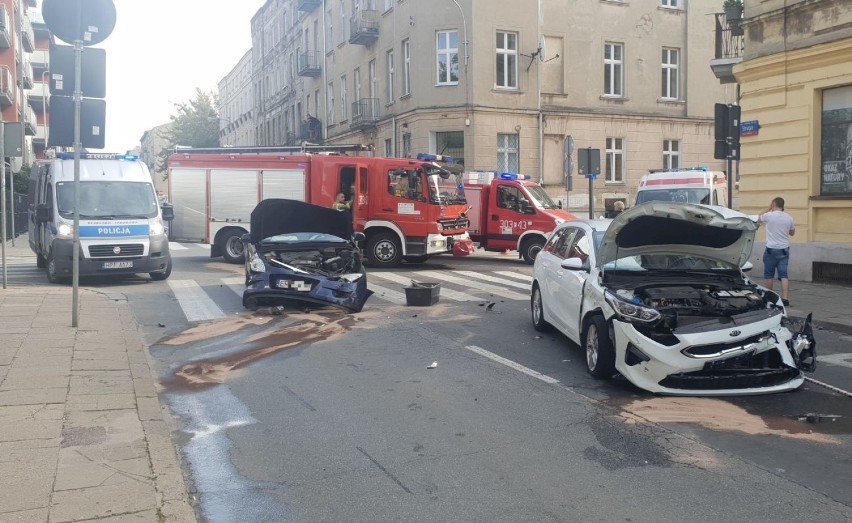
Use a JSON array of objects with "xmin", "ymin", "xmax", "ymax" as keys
[{"xmin": 584, "ymin": 316, "xmax": 616, "ymax": 378}]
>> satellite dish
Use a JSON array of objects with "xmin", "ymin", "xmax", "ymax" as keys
[{"xmin": 42, "ymin": 0, "xmax": 116, "ymax": 46}]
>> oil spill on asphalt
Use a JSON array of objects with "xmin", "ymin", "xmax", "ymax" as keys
[
  {"xmin": 159, "ymin": 315, "xmax": 274, "ymax": 346},
  {"xmin": 611, "ymin": 397, "xmax": 841, "ymax": 444},
  {"xmin": 161, "ymin": 311, "xmax": 359, "ymax": 393}
]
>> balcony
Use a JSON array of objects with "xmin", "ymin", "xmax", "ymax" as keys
[
  {"xmin": 710, "ymin": 12, "xmax": 745, "ymax": 84},
  {"xmin": 297, "ymin": 50, "xmax": 322, "ymax": 77},
  {"xmin": 28, "ymin": 81, "xmax": 49, "ymax": 112},
  {"xmin": 22, "ymin": 105, "xmax": 37, "ymax": 136},
  {"xmin": 350, "ymin": 98, "xmax": 379, "ymax": 130},
  {"xmin": 31, "ymin": 49, "xmax": 48, "ymax": 74},
  {"xmin": 349, "ymin": 10, "xmax": 379, "ymax": 46},
  {"xmin": 297, "ymin": 0, "xmax": 321, "ymax": 12},
  {"xmin": 0, "ymin": 67, "xmax": 13, "ymax": 107},
  {"xmin": 0, "ymin": 6, "xmax": 10, "ymax": 49},
  {"xmin": 21, "ymin": 60, "xmax": 33, "ymax": 89},
  {"xmin": 300, "ymin": 118, "xmax": 323, "ymax": 143},
  {"xmin": 21, "ymin": 15, "xmax": 34, "ymax": 52}
]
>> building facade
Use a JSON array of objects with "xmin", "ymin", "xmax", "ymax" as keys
[
  {"xmin": 247, "ymin": 0, "xmax": 730, "ymax": 213},
  {"xmin": 139, "ymin": 122, "xmax": 172, "ymax": 196},
  {"xmin": 734, "ymin": 0, "xmax": 852, "ymax": 283},
  {"xmin": 218, "ymin": 49, "xmax": 255, "ymax": 147},
  {"xmin": 0, "ymin": 0, "xmax": 40, "ymax": 167}
]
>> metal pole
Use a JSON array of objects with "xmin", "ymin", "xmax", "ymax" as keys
[
  {"xmin": 72, "ymin": 34, "xmax": 82, "ymax": 327},
  {"xmin": 588, "ymin": 174, "xmax": 594, "ymax": 220},
  {"xmin": 1, "ymin": 122, "xmax": 7, "ymax": 289}
]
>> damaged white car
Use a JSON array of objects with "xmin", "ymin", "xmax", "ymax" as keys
[{"xmin": 531, "ymin": 202, "xmax": 816, "ymax": 395}]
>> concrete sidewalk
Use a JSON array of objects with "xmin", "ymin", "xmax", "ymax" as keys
[{"xmin": 1, "ymin": 240, "xmax": 195, "ymax": 521}]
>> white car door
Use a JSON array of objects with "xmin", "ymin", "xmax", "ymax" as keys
[
  {"xmin": 537, "ymin": 228, "xmax": 572, "ymax": 333},
  {"xmin": 558, "ymin": 228, "xmax": 593, "ymax": 343}
]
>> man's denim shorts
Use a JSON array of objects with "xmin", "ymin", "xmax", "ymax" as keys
[{"xmin": 763, "ymin": 247, "xmax": 789, "ymax": 279}]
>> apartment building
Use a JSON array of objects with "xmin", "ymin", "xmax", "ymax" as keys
[
  {"xmin": 248, "ymin": 0, "xmax": 730, "ymax": 212},
  {"xmin": 139, "ymin": 122, "xmax": 172, "ymax": 196},
  {"xmin": 0, "ymin": 0, "xmax": 39, "ymax": 165},
  {"xmin": 29, "ymin": 3, "xmax": 48, "ymax": 159},
  {"xmin": 732, "ymin": 0, "xmax": 852, "ymax": 283},
  {"xmin": 218, "ymin": 49, "xmax": 255, "ymax": 147}
]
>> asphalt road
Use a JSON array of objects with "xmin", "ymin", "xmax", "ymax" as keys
[{"xmin": 100, "ymin": 248, "xmax": 852, "ymax": 522}]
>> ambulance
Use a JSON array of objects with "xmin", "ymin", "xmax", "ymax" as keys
[
  {"xmin": 28, "ymin": 153, "xmax": 172, "ymax": 283},
  {"xmin": 635, "ymin": 167, "xmax": 729, "ymax": 207}
]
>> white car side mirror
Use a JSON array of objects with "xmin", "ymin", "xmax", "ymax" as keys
[
  {"xmin": 560, "ymin": 257, "xmax": 585, "ymax": 270},
  {"xmin": 741, "ymin": 261, "xmax": 753, "ymax": 272}
]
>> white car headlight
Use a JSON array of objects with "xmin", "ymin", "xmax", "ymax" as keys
[
  {"xmin": 605, "ymin": 291, "xmax": 661, "ymax": 324},
  {"xmin": 249, "ymin": 253, "xmax": 266, "ymax": 273},
  {"xmin": 150, "ymin": 221, "xmax": 165, "ymax": 236},
  {"xmin": 57, "ymin": 223, "xmax": 73, "ymax": 238}
]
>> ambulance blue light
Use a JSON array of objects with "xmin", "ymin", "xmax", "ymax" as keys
[
  {"xmin": 416, "ymin": 153, "xmax": 455, "ymax": 163},
  {"xmin": 500, "ymin": 172, "xmax": 530, "ymax": 180}
]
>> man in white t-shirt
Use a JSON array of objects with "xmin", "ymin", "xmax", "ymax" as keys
[{"xmin": 758, "ymin": 197, "xmax": 795, "ymax": 307}]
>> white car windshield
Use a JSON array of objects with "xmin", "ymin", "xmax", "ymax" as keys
[{"xmin": 603, "ymin": 254, "xmax": 738, "ymax": 271}]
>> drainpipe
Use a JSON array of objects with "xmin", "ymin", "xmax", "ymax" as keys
[
  {"xmin": 451, "ymin": 0, "xmax": 470, "ymax": 150},
  {"xmin": 537, "ymin": 0, "xmax": 543, "ymax": 184},
  {"xmin": 321, "ymin": 0, "xmax": 327, "ymax": 142}
]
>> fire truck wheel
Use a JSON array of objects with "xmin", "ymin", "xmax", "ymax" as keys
[
  {"xmin": 367, "ymin": 232, "xmax": 402, "ymax": 268},
  {"xmin": 221, "ymin": 231, "xmax": 246, "ymax": 264},
  {"xmin": 521, "ymin": 237, "xmax": 545, "ymax": 264}
]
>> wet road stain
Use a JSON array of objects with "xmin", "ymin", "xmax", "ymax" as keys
[
  {"xmin": 161, "ymin": 311, "xmax": 359, "ymax": 392},
  {"xmin": 160, "ymin": 316, "xmax": 274, "ymax": 346},
  {"xmin": 584, "ymin": 415, "xmax": 673, "ymax": 470},
  {"xmin": 611, "ymin": 397, "xmax": 841, "ymax": 444}
]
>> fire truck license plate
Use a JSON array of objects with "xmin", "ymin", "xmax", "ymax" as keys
[{"xmin": 103, "ymin": 261, "xmax": 133, "ymax": 269}]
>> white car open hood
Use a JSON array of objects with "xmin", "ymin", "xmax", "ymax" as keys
[{"xmin": 596, "ymin": 202, "xmax": 757, "ymax": 268}]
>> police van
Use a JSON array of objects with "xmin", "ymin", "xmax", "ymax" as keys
[
  {"xmin": 635, "ymin": 167, "xmax": 729, "ymax": 207},
  {"xmin": 28, "ymin": 152, "xmax": 172, "ymax": 283}
]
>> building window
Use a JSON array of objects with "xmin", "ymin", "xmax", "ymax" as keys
[
  {"xmin": 402, "ymin": 39, "xmax": 411, "ymax": 96},
  {"xmin": 387, "ymin": 49, "xmax": 395, "ymax": 104},
  {"xmin": 369, "ymin": 59, "xmax": 377, "ymax": 99},
  {"xmin": 604, "ymin": 42, "xmax": 623, "ymax": 97},
  {"xmin": 663, "ymin": 139, "xmax": 680, "ymax": 169},
  {"xmin": 661, "ymin": 0, "xmax": 679, "ymax": 7},
  {"xmin": 340, "ymin": 74, "xmax": 348, "ymax": 121},
  {"xmin": 339, "ymin": 0, "xmax": 346, "ymax": 44},
  {"xmin": 402, "ymin": 132, "xmax": 412, "ymax": 157},
  {"xmin": 326, "ymin": 7, "xmax": 334, "ymax": 50},
  {"xmin": 820, "ymin": 85, "xmax": 852, "ymax": 196},
  {"xmin": 496, "ymin": 31, "xmax": 518, "ymax": 89},
  {"xmin": 436, "ymin": 131, "xmax": 465, "ymax": 165},
  {"xmin": 327, "ymin": 82, "xmax": 335, "ymax": 124},
  {"xmin": 661, "ymin": 48, "xmax": 679, "ymax": 100},
  {"xmin": 437, "ymin": 30, "xmax": 459, "ymax": 85},
  {"xmin": 497, "ymin": 133, "xmax": 519, "ymax": 173},
  {"xmin": 605, "ymin": 137, "xmax": 624, "ymax": 183},
  {"xmin": 384, "ymin": 0, "xmax": 393, "ymax": 11},
  {"xmin": 385, "ymin": 138, "xmax": 392, "ymax": 157}
]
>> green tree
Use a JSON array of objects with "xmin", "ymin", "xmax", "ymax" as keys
[{"xmin": 157, "ymin": 89, "xmax": 220, "ymax": 173}]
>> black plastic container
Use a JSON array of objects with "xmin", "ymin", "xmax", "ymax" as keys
[{"xmin": 404, "ymin": 282, "xmax": 441, "ymax": 306}]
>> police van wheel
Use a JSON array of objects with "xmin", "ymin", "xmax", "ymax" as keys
[
  {"xmin": 150, "ymin": 258, "xmax": 172, "ymax": 281},
  {"xmin": 36, "ymin": 253, "xmax": 46, "ymax": 268},
  {"xmin": 46, "ymin": 254, "xmax": 66, "ymax": 284}
]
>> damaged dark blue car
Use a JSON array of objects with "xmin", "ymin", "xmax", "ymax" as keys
[{"xmin": 242, "ymin": 199, "xmax": 373, "ymax": 313}]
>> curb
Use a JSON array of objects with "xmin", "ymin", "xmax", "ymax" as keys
[{"xmin": 789, "ymin": 315, "xmax": 852, "ymax": 336}]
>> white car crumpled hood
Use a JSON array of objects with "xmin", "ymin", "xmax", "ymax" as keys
[{"xmin": 596, "ymin": 202, "xmax": 757, "ymax": 268}]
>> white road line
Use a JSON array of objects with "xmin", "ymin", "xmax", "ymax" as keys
[
  {"xmin": 804, "ymin": 377, "xmax": 852, "ymax": 398},
  {"xmin": 221, "ymin": 277, "xmax": 246, "ymax": 297},
  {"xmin": 168, "ymin": 242, "xmax": 189, "ymax": 250},
  {"xmin": 168, "ymin": 280, "xmax": 226, "ymax": 322},
  {"xmin": 464, "ymin": 345, "xmax": 559, "ymax": 384},
  {"xmin": 495, "ymin": 271, "xmax": 534, "ymax": 283},
  {"xmin": 453, "ymin": 270, "xmax": 530, "ymax": 290},
  {"xmin": 367, "ymin": 283, "xmax": 407, "ymax": 305},
  {"xmin": 370, "ymin": 272, "xmax": 483, "ymax": 302},
  {"xmin": 414, "ymin": 270, "xmax": 529, "ymax": 301},
  {"xmin": 817, "ymin": 353, "xmax": 852, "ymax": 370}
]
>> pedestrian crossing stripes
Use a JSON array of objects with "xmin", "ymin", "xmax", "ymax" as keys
[
  {"xmin": 168, "ymin": 242, "xmax": 211, "ymax": 251},
  {"xmin": 167, "ymin": 280, "xmax": 226, "ymax": 322}
]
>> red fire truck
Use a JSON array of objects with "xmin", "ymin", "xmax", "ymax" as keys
[
  {"xmin": 463, "ymin": 172, "xmax": 577, "ymax": 264},
  {"xmin": 165, "ymin": 146, "xmax": 473, "ymax": 268}
]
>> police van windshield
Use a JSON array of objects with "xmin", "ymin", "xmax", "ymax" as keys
[
  {"xmin": 424, "ymin": 166, "xmax": 467, "ymax": 205},
  {"xmin": 635, "ymin": 188, "xmax": 710, "ymax": 205},
  {"xmin": 56, "ymin": 181, "xmax": 159, "ymax": 219}
]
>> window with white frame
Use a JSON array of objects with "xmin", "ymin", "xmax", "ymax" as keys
[
  {"xmin": 661, "ymin": 47, "xmax": 679, "ymax": 100},
  {"xmin": 369, "ymin": 59, "xmax": 377, "ymax": 99},
  {"xmin": 385, "ymin": 138, "xmax": 392, "ymax": 157},
  {"xmin": 497, "ymin": 133, "xmax": 519, "ymax": 173},
  {"xmin": 384, "ymin": 0, "xmax": 393, "ymax": 11},
  {"xmin": 661, "ymin": 0, "xmax": 679, "ymax": 7},
  {"xmin": 327, "ymin": 82, "xmax": 335, "ymax": 124},
  {"xmin": 402, "ymin": 132, "xmax": 411, "ymax": 157},
  {"xmin": 402, "ymin": 39, "xmax": 411, "ymax": 96},
  {"xmin": 326, "ymin": 8, "xmax": 334, "ymax": 50},
  {"xmin": 605, "ymin": 138, "xmax": 624, "ymax": 183},
  {"xmin": 663, "ymin": 139, "xmax": 680, "ymax": 169},
  {"xmin": 496, "ymin": 31, "xmax": 518, "ymax": 89},
  {"xmin": 387, "ymin": 49, "xmax": 395, "ymax": 104},
  {"xmin": 340, "ymin": 74, "xmax": 348, "ymax": 121},
  {"xmin": 339, "ymin": 0, "xmax": 346, "ymax": 44},
  {"xmin": 604, "ymin": 42, "xmax": 624, "ymax": 97},
  {"xmin": 437, "ymin": 30, "xmax": 459, "ymax": 85}
]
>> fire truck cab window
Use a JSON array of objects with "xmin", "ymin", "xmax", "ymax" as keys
[{"xmin": 388, "ymin": 169, "xmax": 424, "ymax": 201}]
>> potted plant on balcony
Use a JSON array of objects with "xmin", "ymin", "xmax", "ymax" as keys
[{"xmin": 723, "ymin": 0, "xmax": 744, "ymax": 21}]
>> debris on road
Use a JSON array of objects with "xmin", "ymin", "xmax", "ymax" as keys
[{"xmin": 427, "ymin": 361, "xmax": 438, "ymax": 369}]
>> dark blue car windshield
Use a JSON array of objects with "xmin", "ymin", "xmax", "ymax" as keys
[{"xmin": 262, "ymin": 232, "xmax": 347, "ymax": 243}]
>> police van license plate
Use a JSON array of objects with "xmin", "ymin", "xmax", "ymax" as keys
[
  {"xmin": 103, "ymin": 261, "xmax": 133, "ymax": 269},
  {"xmin": 277, "ymin": 279, "xmax": 310, "ymax": 291}
]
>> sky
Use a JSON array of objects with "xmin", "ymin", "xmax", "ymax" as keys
[{"xmin": 64, "ymin": 0, "xmax": 266, "ymax": 152}]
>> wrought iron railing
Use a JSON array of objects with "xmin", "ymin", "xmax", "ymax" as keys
[{"xmin": 714, "ymin": 12, "xmax": 745, "ymax": 60}]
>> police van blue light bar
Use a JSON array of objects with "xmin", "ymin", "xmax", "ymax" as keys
[
  {"xmin": 500, "ymin": 172, "xmax": 530, "ymax": 180},
  {"xmin": 416, "ymin": 153, "xmax": 455, "ymax": 163},
  {"xmin": 56, "ymin": 153, "xmax": 140, "ymax": 161}
]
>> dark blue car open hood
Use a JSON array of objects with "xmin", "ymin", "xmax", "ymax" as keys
[{"xmin": 250, "ymin": 199, "xmax": 353, "ymax": 244}]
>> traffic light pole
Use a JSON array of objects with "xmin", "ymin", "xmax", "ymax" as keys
[{"xmin": 72, "ymin": 38, "xmax": 82, "ymax": 327}]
